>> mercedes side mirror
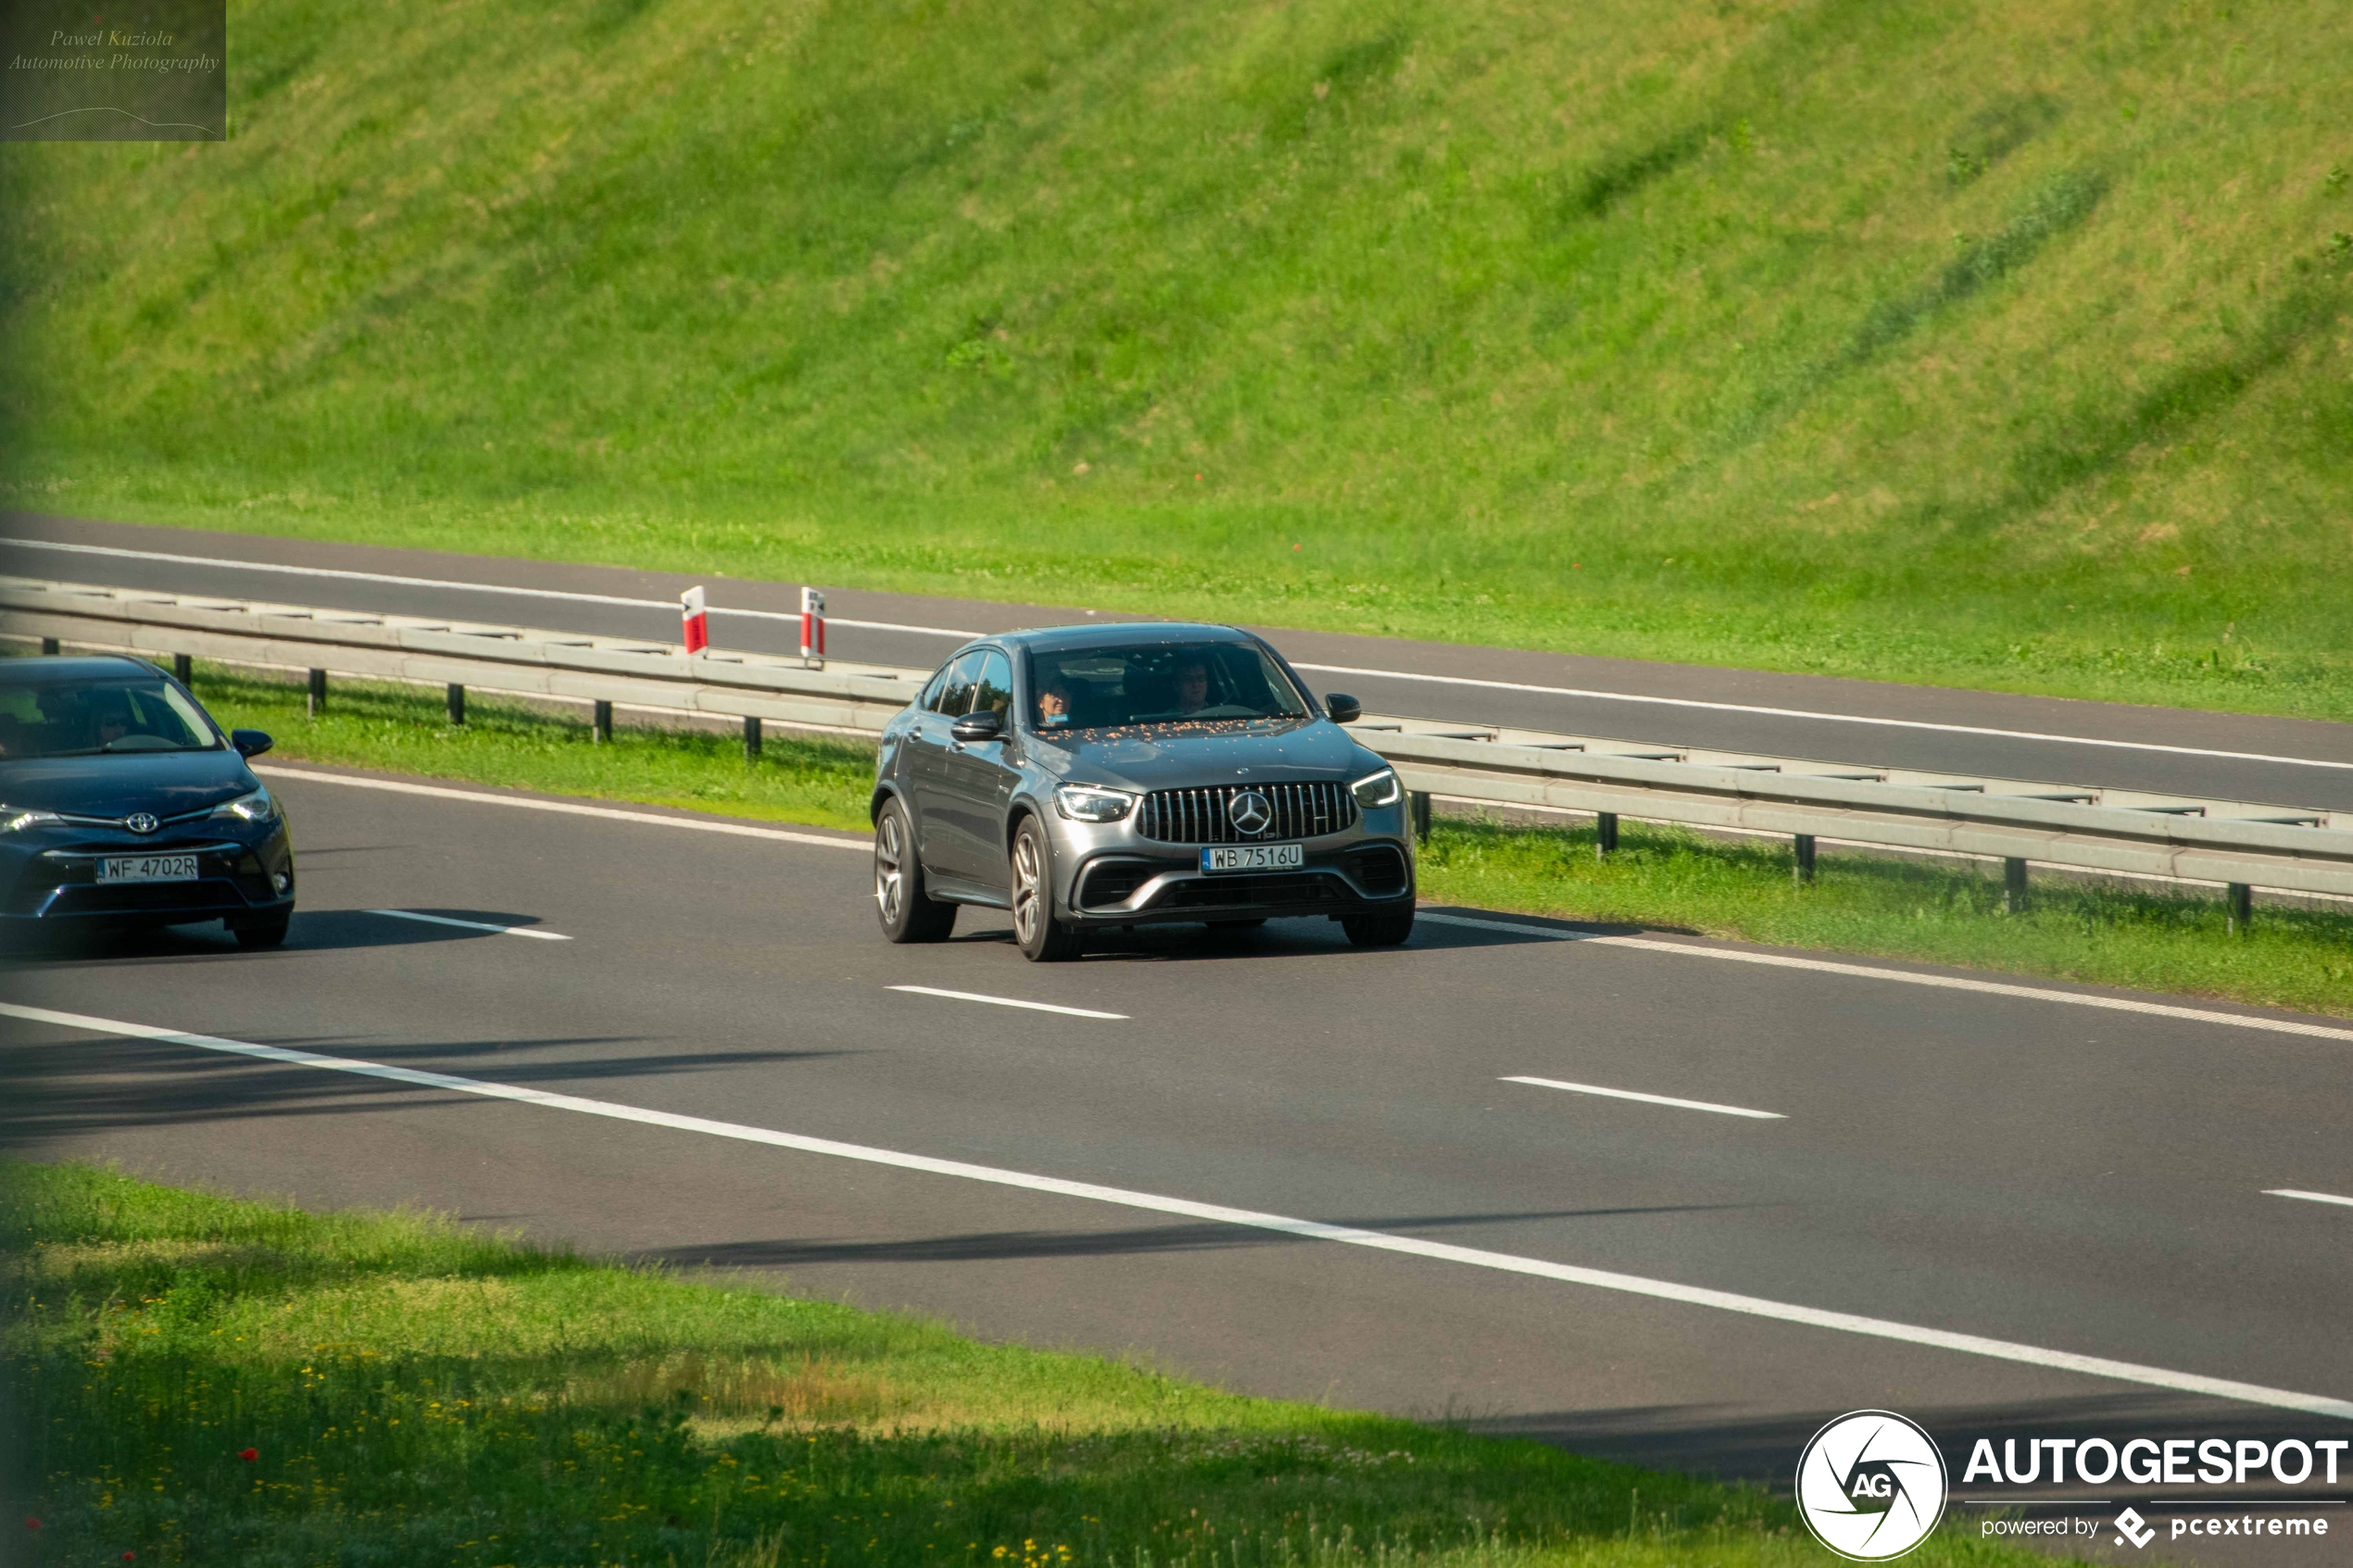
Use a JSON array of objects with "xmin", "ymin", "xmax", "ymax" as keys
[
  {"xmin": 950, "ymin": 710, "xmax": 1004, "ymax": 744},
  {"xmin": 231, "ymin": 729, "xmax": 274, "ymax": 759},
  {"xmin": 1324, "ymin": 694, "xmax": 1362, "ymax": 724}
]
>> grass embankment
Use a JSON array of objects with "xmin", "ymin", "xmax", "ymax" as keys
[
  {"xmin": 200, "ymin": 663, "xmax": 2353, "ymax": 1018},
  {"xmin": 0, "ymin": 1162, "xmax": 2061, "ymax": 1568},
  {"xmin": 5, "ymin": 2, "xmax": 2353, "ymax": 718}
]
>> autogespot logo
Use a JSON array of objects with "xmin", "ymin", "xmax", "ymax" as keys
[{"xmin": 1796, "ymin": 1411, "xmax": 1949, "ymax": 1561}]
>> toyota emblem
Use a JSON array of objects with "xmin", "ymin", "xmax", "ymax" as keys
[
  {"xmin": 1227, "ymin": 790, "xmax": 1272, "ymax": 836},
  {"xmin": 125, "ymin": 813, "xmax": 160, "ymax": 835}
]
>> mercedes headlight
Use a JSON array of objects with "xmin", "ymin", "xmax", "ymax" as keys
[
  {"xmin": 1350, "ymin": 768, "xmax": 1403, "ymax": 809},
  {"xmin": 0, "ymin": 808, "xmax": 60, "ymax": 833},
  {"xmin": 1053, "ymin": 784, "xmax": 1135, "ymax": 823},
  {"xmin": 211, "ymin": 786, "xmax": 277, "ymax": 823}
]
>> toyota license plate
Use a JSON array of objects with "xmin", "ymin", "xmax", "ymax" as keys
[
  {"xmin": 1201, "ymin": 843, "xmax": 1303, "ymax": 873},
  {"xmin": 96, "ymin": 854, "xmax": 200, "ymax": 884}
]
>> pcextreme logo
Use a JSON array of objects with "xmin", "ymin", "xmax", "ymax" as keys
[{"xmin": 1795, "ymin": 1411, "xmax": 1948, "ymax": 1561}]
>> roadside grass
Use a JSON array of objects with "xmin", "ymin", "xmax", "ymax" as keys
[
  {"xmin": 0, "ymin": 1161, "xmax": 2062, "ymax": 1568},
  {"xmin": 193, "ymin": 662, "xmax": 2353, "ymax": 1019},
  {"xmin": 6, "ymin": 1, "xmax": 2353, "ymax": 719}
]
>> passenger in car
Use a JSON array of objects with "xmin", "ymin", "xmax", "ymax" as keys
[{"xmin": 1037, "ymin": 676, "xmax": 1076, "ymax": 729}]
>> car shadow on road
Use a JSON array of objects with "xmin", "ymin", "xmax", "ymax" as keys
[
  {"xmin": 0, "ymin": 1032, "xmax": 859, "ymax": 1144},
  {"xmin": 1, "ymin": 908, "xmax": 566, "ymax": 967},
  {"xmin": 635, "ymin": 1202, "xmax": 1763, "ymax": 1270},
  {"xmin": 937, "ymin": 904, "xmax": 1691, "ymax": 966}
]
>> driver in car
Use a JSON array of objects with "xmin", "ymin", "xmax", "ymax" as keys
[
  {"xmin": 1174, "ymin": 658, "xmax": 1213, "ymax": 717},
  {"xmin": 94, "ymin": 701, "xmax": 132, "ymax": 749}
]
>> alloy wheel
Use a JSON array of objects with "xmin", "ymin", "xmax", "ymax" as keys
[
  {"xmin": 1012, "ymin": 832, "xmax": 1043, "ymax": 945},
  {"xmin": 875, "ymin": 812, "xmax": 905, "ymax": 924}
]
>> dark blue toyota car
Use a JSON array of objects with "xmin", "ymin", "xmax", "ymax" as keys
[{"xmin": 0, "ymin": 655, "xmax": 296, "ymax": 947}]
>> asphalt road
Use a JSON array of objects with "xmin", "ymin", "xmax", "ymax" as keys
[
  {"xmin": 5, "ymin": 767, "xmax": 2350, "ymax": 1563},
  {"xmin": 6, "ymin": 511, "xmax": 2353, "ymax": 812}
]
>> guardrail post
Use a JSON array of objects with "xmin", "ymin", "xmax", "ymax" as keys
[
  {"xmin": 39, "ymin": 637, "xmax": 57, "ymax": 655},
  {"xmin": 744, "ymin": 715, "xmax": 762, "ymax": 759},
  {"xmin": 1409, "ymin": 791, "xmax": 1431, "ymax": 844},
  {"xmin": 446, "ymin": 684, "xmax": 465, "ymax": 726},
  {"xmin": 2228, "ymin": 883, "xmax": 2253, "ymax": 935},
  {"xmin": 592, "ymin": 700, "xmax": 613, "ymax": 744},
  {"xmin": 2004, "ymin": 857, "xmax": 2029, "ymax": 912},
  {"xmin": 1793, "ymin": 834, "xmax": 1817, "ymax": 884},
  {"xmin": 172, "ymin": 654, "xmax": 193, "ymax": 684},
  {"xmin": 1594, "ymin": 811, "xmax": 1618, "ymax": 859},
  {"xmin": 307, "ymin": 668, "xmax": 327, "ymax": 717}
]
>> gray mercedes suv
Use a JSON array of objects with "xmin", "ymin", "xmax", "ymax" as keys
[{"xmin": 870, "ymin": 622, "xmax": 1415, "ymax": 961}]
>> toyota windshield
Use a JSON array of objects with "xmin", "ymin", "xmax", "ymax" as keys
[{"xmin": 0, "ymin": 676, "xmax": 223, "ymax": 759}]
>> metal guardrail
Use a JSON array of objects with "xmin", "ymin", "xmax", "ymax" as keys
[
  {"xmin": 7, "ymin": 575, "xmax": 2352, "ymax": 907},
  {"xmin": 0, "ymin": 575, "xmax": 922, "ymax": 734}
]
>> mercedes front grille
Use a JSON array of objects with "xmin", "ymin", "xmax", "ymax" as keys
[{"xmin": 1135, "ymin": 782, "xmax": 1357, "ymax": 844}]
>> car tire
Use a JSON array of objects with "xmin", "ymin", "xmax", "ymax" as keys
[
  {"xmin": 233, "ymin": 909, "xmax": 292, "ymax": 950},
  {"xmin": 875, "ymin": 798, "xmax": 957, "ymax": 943},
  {"xmin": 1011, "ymin": 817, "xmax": 1083, "ymax": 963},
  {"xmin": 1340, "ymin": 906, "xmax": 1414, "ymax": 947}
]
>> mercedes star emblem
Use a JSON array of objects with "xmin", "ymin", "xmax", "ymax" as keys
[{"xmin": 1227, "ymin": 790, "xmax": 1272, "ymax": 836}]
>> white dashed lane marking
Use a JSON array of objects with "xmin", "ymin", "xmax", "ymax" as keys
[
  {"xmin": 887, "ymin": 985, "xmax": 1126, "ymax": 1021},
  {"xmin": 366, "ymin": 909, "xmax": 571, "ymax": 941},
  {"xmin": 1503, "ymin": 1074, "xmax": 1784, "ymax": 1121}
]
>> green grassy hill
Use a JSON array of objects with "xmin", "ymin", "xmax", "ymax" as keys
[{"xmin": 4, "ymin": 0, "xmax": 2350, "ymax": 715}]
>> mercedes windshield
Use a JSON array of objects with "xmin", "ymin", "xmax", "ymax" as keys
[{"xmin": 1026, "ymin": 642, "xmax": 1311, "ymax": 732}]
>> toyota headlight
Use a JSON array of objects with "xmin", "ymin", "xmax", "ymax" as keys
[
  {"xmin": 211, "ymin": 786, "xmax": 277, "ymax": 823},
  {"xmin": 1053, "ymin": 784, "xmax": 1135, "ymax": 823},
  {"xmin": 1350, "ymin": 768, "xmax": 1403, "ymax": 809},
  {"xmin": 0, "ymin": 808, "xmax": 60, "ymax": 833}
]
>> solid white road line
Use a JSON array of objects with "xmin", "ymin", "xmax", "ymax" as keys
[
  {"xmin": 253, "ymin": 766, "xmax": 870, "ymax": 851},
  {"xmin": 366, "ymin": 909, "xmax": 571, "ymax": 941},
  {"xmin": 0, "ymin": 537, "xmax": 979, "ymax": 639},
  {"xmin": 1503, "ymin": 1074, "xmax": 1784, "ymax": 1120},
  {"xmin": 2266, "ymin": 1189, "xmax": 2353, "ymax": 1210},
  {"xmin": 6, "ymin": 997, "xmax": 2350, "ymax": 1421},
  {"xmin": 1290, "ymin": 659, "xmax": 2353, "ymax": 773},
  {"xmin": 13, "ymin": 534, "xmax": 2348, "ymax": 775},
  {"xmin": 1417, "ymin": 911, "xmax": 2353, "ymax": 1045},
  {"xmin": 888, "ymin": 985, "xmax": 1126, "ymax": 1020}
]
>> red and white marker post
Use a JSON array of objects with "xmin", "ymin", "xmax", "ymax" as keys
[
  {"xmin": 799, "ymin": 586, "xmax": 825, "ymax": 669},
  {"xmin": 681, "ymin": 585, "xmax": 710, "ymax": 656}
]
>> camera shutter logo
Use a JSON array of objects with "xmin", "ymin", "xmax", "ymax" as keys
[
  {"xmin": 1227, "ymin": 790, "xmax": 1272, "ymax": 836},
  {"xmin": 1795, "ymin": 1410, "xmax": 1947, "ymax": 1561}
]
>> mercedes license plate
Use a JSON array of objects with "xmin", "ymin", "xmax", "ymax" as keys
[
  {"xmin": 96, "ymin": 854, "xmax": 200, "ymax": 884},
  {"xmin": 1201, "ymin": 843, "xmax": 1303, "ymax": 873}
]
